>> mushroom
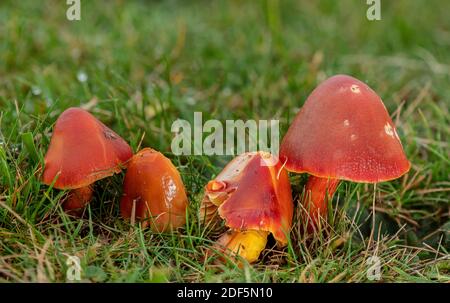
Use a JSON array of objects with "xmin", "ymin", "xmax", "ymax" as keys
[
  {"xmin": 213, "ymin": 230, "xmax": 269, "ymax": 265},
  {"xmin": 279, "ymin": 74, "xmax": 411, "ymax": 229},
  {"xmin": 42, "ymin": 107, "xmax": 133, "ymax": 213},
  {"xmin": 120, "ymin": 148, "xmax": 189, "ymax": 232},
  {"xmin": 200, "ymin": 151, "xmax": 293, "ymax": 264}
]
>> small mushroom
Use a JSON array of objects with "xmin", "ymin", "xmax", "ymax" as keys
[
  {"xmin": 120, "ymin": 148, "xmax": 189, "ymax": 232},
  {"xmin": 42, "ymin": 107, "xmax": 133, "ymax": 213},
  {"xmin": 200, "ymin": 151, "xmax": 293, "ymax": 264},
  {"xmin": 280, "ymin": 75, "xmax": 410, "ymax": 229}
]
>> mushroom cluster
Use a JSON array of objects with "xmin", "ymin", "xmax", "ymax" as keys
[
  {"xmin": 42, "ymin": 107, "xmax": 188, "ymax": 230},
  {"xmin": 41, "ymin": 74, "xmax": 410, "ymax": 267},
  {"xmin": 201, "ymin": 74, "xmax": 410, "ymax": 264}
]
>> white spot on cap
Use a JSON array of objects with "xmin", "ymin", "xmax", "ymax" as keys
[
  {"xmin": 393, "ymin": 128, "xmax": 400, "ymax": 140},
  {"xmin": 351, "ymin": 84, "xmax": 360, "ymax": 93},
  {"xmin": 162, "ymin": 176, "xmax": 177, "ymax": 208},
  {"xmin": 384, "ymin": 123, "xmax": 394, "ymax": 138},
  {"xmin": 350, "ymin": 134, "xmax": 357, "ymax": 141},
  {"xmin": 344, "ymin": 120, "xmax": 350, "ymax": 127}
]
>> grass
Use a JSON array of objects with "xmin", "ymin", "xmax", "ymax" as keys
[{"xmin": 0, "ymin": 0, "xmax": 449, "ymax": 282}]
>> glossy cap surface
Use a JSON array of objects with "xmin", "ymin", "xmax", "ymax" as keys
[
  {"xmin": 201, "ymin": 152, "xmax": 294, "ymax": 245},
  {"xmin": 280, "ymin": 75, "xmax": 410, "ymax": 183},
  {"xmin": 120, "ymin": 148, "xmax": 189, "ymax": 232},
  {"xmin": 42, "ymin": 107, "xmax": 133, "ymax": 189}
]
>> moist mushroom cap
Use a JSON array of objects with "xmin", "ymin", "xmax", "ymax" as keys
[
  {"xmin": 204, "ymin": 152, "xmax": 294, "ymax": 246},
  {"xmin": 120, "ymin": 148, "xmax": 189, "ymax": 232},
  {"xmin": 280, "ymin": 75, "xmax": 410, "ymax": 183},
  {"xmin": 42, "ymin": 107, "xmax": 133, "ymax": 189}
]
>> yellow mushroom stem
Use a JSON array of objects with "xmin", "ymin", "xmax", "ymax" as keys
[{"xmin": 215, "ymin": 229, "xmax": 269, "ymax": 265}]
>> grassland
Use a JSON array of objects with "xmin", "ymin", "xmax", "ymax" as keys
[{"xmin": 0, "ymin": 0, "xmax": 449, "ymax": 282}]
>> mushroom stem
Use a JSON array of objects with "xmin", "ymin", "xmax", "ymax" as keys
[
  {"xmin": 215, "ymin": 230, "xmax": 269, "ymax": 266},
  {"xmin": 302, "ymin": 176, "xmax": 340, "ymax": 229},
  {"xmin": 63, "ymin": 185, "xmax": 94, "ymax": 213}
]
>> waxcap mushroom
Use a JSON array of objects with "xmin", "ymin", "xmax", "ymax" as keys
[
  {"xmin": 280, "ymin": 74, "xmax": 410, "ymax": 182},
  {"xmin": 280, "ymin": 74, "xmax": 410, "ymax": 227},
  {"xmin": 120, "ymin": 148, "xmax": 189, "ymax": 232},
  {"xmin": 42, "ymin": 107, "xmax": 133, "ymax": 211},
  {"xmin": 200, "ymin": 151, "xmax": 294, "ymax": 246}
]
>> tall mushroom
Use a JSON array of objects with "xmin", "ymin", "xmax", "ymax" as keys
[
  {"xmin": 280, "ymin": 74, "xmax": 410, "ymax": 229},
  {"xmin": 120, "ymin": 148, "xmax": 189, "ymax": 232},
  {"xmin": 200, "ymin": 151, "xmax": 293, "ymax": 265},
  {"xmin": 42, "ymin": 107, "xmax": 133, "ymax": 213}
]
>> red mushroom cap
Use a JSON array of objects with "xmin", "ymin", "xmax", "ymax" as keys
[
  {"xmin": 120, "ymin": 148, "xmax": 189, "ymax": 232},
  {"xmin": 42, "ymin": 107, "xmax": 133, "ymax": 189},
  {"xmin": 201, "ymin": 152, "xmax": 294, "ymax": 246},
  {"xmin": 280, "ymin": 74, "xmax": 410, "ymax": 183}
]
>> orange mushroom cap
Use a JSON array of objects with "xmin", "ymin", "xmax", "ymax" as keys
[
  {"xmin": 201, "ymin": 152, "xmax": 294, "ymax": 246},
  {"xmin": 280, "ymin": 74, "xmax": 410, "ymax": 183},
  {"xmin": 120, "ymin": 148, "xmax": 189, "ymax": 232},
  {"xmin": 42, "ymin": 107, "xmax": 133, "ymax": 189}
]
